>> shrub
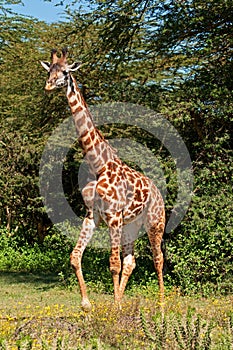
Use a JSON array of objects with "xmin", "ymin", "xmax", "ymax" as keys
[
  {"xmin": 0, "ymin": 227, "xmax": 72, "ymax": 273},
  {"xmin": 166, "ymin": 188, "xmax": 233, "ymax": 295}
]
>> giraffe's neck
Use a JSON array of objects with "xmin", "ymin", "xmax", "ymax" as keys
[{"xmin": 66, "ymin": 74, "xmax": 116, "ymax": 174}]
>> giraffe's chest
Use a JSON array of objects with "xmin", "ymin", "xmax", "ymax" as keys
[{"xmin": 95, "ymin": 160, "xmax": 151, "ymax": 222}]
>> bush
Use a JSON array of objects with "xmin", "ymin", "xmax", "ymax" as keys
[
  {"xmin": 0, "ymin": 227, "xmax": 73, "ymax": 273},
  {"xmin": 166, "ymin": 189, "xmax": 233, "ymax": 295}
]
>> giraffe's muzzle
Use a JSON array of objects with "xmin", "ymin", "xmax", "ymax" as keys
[
  {"xmin": 45, "ymin": 80, "xmax": 67, "ymax": 91},
  {"xmin": 45, "ymin": 82, "xmax": 56, "ymax": 91}
]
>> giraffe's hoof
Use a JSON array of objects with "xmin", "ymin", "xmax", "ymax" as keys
[
  {"xmin": 114, "ymin": 299, "xmax": 122, "ymax": 311},
  {"xmin": 81, "ymin": 299, "xmax": 92, "ymax": 312}
]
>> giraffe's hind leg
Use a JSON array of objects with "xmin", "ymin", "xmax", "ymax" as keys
[
  {"xmin": 118, "ymin": 220, "xmax": 142, "ymax": 300},
  {"xmin": 145, "ymin": 211, "xmax": 165, "ymax": 305},
  {"xmin": 118, "ymin": 242, "xmax": 135, "ymax": 301}
]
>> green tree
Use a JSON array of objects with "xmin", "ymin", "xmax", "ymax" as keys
[{"xmin": 0, "ymin": 9, "xmax": 67, "ymax": 237}]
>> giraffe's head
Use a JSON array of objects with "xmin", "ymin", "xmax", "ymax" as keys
[{"xmin": 40, "ymin": 48, "xmax": 81, "ymax": 91}]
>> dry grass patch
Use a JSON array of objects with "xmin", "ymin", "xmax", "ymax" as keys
[{"xmin": 0, "ymin": 272, "xmax": 232, "ymax": 349}]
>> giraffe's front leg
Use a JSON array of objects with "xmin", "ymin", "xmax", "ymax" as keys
[{"xmin": 70, "ymin": 214, "xmax": 96, "ymax": 311}]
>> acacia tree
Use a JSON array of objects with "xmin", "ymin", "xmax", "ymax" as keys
[
  {"xmin": 0, "ymin": 16, "xmax": 46, "ymax": 235},
  {"xmin": 0, "ymin": 1, "xmax": 98, "ymax": 238},
  {"xmin": 0, "ymin": 4, "xmax": 70, "ymax": 237}
]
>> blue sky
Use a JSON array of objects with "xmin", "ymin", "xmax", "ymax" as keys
[{"xmin": 12, "ymin": 0, "xmax": 66, "ymax": 23}]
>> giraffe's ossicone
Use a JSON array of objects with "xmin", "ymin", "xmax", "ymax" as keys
[{"xmin": 41, "ymin": 49, "xmax": 165, "ymax": 311}]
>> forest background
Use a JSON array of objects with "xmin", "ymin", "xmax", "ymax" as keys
[{"xmin": 0, "ymin": 0, "xmax": 232, "ymax": 296}]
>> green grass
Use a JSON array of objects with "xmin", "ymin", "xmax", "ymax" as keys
[{"xmin": 0, "ymin": 272, "xmax": 232, "ymax": 349}]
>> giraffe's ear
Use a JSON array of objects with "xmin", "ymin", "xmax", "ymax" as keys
[
  {"xmin": 40, "ymin": 61, "xmax": 51, "ymax": 72},
  {"xmin": 68, "ymin": 62, "xmax": 82, "ymax": 72}
]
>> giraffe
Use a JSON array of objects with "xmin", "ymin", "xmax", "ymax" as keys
[{"xmin": 41, "ymin": 48, "xmax": 165, "ymax": 311}]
